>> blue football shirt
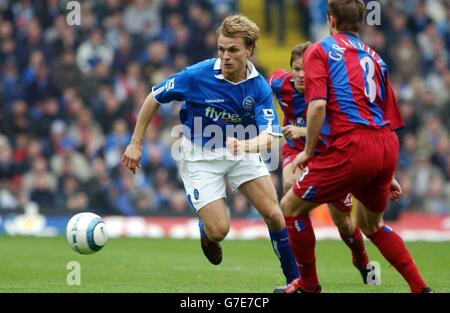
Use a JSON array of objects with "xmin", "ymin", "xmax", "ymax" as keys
[{"xmin": 151, "ymin": 58, "xmax": 281, "ymax": 148}]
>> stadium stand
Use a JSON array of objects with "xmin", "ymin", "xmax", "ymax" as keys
[{"xmin": 0, "ymin": 0, "xmax": 448, "ymax": 222}]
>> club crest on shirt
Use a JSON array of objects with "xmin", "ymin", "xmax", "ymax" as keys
[{"xmin": 242, "ymin": 96, "xmax": 255, "ymax": 111}]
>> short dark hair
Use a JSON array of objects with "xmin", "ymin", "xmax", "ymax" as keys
[
  {"xmin": 290, "ymin": 41, "xmax": 312, "ymax": 67},
  {"xmin": 327, "ymin": 0, "xmax": 366, "ymax": 33}
]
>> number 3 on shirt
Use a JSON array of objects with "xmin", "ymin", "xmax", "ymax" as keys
[{"xmin": 360, "ymin": 56, "xmax": 377, "ymax": 103}]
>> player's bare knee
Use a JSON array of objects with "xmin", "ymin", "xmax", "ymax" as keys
[
  {"xmin": 359, "ymin": 222, "xmax": 382, "ymax": 237},
  {"xmin": 355, "ymin": 211, "xmax": 368, "ymax": 232},
  {"xmin": 263, "ymin": 210, "xmax": 285, "ymax": 230},
  {"xmin": 282, "ymin": 176, "xmax": 295, "ymax": 194},
  {"xmin": 280, "ymin": 196, "xmax": 296, "ymax": 217},
  {"xmin": 205, "ymin": 223, "xmax": 229, "ymax": 242},
  {"xmin": 336, "ymin": 218, "xmax": 354, "ymax": 236},
  {"xmin": 207, "ymin": 229, "xmax": 228, "ymax": 242},
  {"xmin": 332, "ymin": 212, "xmax": 355, "ymax": 235},
  {"xmin": 282, "ymin": 182, "xmax": 293, "ymax": 195},
  {"xmin": 366, "ymin": 214, "xmax": 384, "ymax": 236}
]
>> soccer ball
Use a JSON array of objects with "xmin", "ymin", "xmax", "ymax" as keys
[{"xmin": 66, "ymin": 212, "xmax": 108, "ymax": 255}]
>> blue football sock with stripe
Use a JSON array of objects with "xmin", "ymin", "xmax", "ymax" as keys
[
  {"xmin": 269, "ymin": 228, "xmax": 300, "ymax": 284},
  {"xmin": 198, "ymin": 218, "xmax": 208, "ymax": 241}
]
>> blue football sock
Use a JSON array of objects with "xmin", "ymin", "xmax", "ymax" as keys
[
  {"xmin": 198, "ymin": 219, "xmax": 207, "ymax": 240},
  {"xmin": 269, "ymin": 228, "xmax": 300, "ymax": 284}
]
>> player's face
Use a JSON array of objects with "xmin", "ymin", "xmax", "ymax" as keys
[
  {"xmin": 291, "ymin": 56, "xmax": 305, "ymax": 92},
  {"xmin": 217, "ymin": 34, "xmax": 252, "ymax": 81}
]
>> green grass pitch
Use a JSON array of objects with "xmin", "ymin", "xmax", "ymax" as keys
[{"xmin": 1, "ymin": 236, "xmax": 449, "ymax": 292}]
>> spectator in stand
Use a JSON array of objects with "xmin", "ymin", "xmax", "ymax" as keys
[
  {"xmin": 66, "ymin": 106, "xmax": 104, "ymax": 158},
  {"xmin": 46, "ymin": 15, "xmax": 79, "ymax": 58},
  {"xmin": 389, "ymin": 33, "xmax": 421, "ymax": 82},
  {"xmin": 76, "ymin": 28, "xmax": 113, "ymax": 75},
  {"xmin": 123, "ymin": 0, "xmax": 161, "ymax": 42},
  {"xmin": 50, "ymin": 137, "xmax": 91, "ymax": 183},
  {"xmin": 1, "ymin": 60, "xmax": 24, "ymax": 108},
  {"xmin": 22, "ymin": 156, "xmax": 57, "ymax": 209},
  {"xmin": 104, "ymin": 118, "xmax": 131, "ymax": 170},
  {"xmin": 422, "ymin": 177, "xmax": 449, "ymax": 214},
  {"xmin": 31, "ymin": 97, "xmax": 62, "ymax": 139},
  {"xmin": 160, "ymin": 0, "xmax": 189, "ymax": 26},
  {"xmin": 52, "ymin": 49, "xmax": 83, "ymax": 92},
  {"xmin": 263, "ymin": 0, "xmax": 286, "ymax": 44},
  {"xmin": 55, "ymin": 174, "xmax": 90, "ymax": 213},
  {"xmin": 0, "ymin": 135, "xmax": 16, "ymax": 182},
  {"xmin": 230, "ymin": 193, "xmax": 252, "ymax": 218}
]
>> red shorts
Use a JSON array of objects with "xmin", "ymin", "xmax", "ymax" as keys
[
  {"xmin": 283, "ymin": 144, "xmax": 352, "ymax": 212},
  {"xmin": 281, "ymin": 144, "xmax": 301, "ymax": 168},
  {"xmin": 330, "ymin": 193, "xmax": 353, "ymax": 212},
  {"xmin": 293, "ymin": 128, "xmax": 399, "ymax": 213}
]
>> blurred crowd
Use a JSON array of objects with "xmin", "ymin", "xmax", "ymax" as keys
[
  {"xmin": 0, "ymin": 0, "xmax": 239, "ymax": 217},
  {"xmin": 0, "ymin": 0, "xmax": 448, "ymax": 219},
  {"xmin": 365, "ymin": 0, "xmax": 450, "ymax": 218}
]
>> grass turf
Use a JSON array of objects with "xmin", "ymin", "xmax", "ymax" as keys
[{"xmin": 1, "ymin": 236, "xmax": 449, "ymax": 293}]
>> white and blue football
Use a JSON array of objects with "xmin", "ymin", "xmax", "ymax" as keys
[{"xmin": 66, "ymin": 212, "xmax": 108, "ymax": 255}]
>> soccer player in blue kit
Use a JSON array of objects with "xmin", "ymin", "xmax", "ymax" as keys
[{"xmin": 122, "ymin": 14, "xmax": 299, "ymax": 286}]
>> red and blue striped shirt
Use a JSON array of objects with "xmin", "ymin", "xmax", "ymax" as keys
[
  {"xmin": 268, "ymin": 69, "xmax": 328, "ymax": 152},
  {"xmin": 304, "ymin": 33, "xmax": 404, "ymax": 137}
]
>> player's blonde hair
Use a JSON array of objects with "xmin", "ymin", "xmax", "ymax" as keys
[{"xmin": 216, "ymin": 14, "xmax": 259, "ymax": 55}]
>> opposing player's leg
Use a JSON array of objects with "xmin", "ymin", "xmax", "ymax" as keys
[
  {"xmin": 354, "ymin": 199, "xmax": 431, "ymax": 293},
  {"xmin": 276, "ymin": 188, "xmax": 321, "ymax": 293},
  {"xmin": 352, "ymin": 129, "xmax": 431, "ymax": 293},
  {"xmin": 328, "ymin": 201, "xmax": 377, "ymax": 285},
  {"xmin": 238, "ymin": 175, "xmax": 299, "ymax": 284},
  {"xmin": 277, "ymin": 138, "xmax": 364, "ymax": 293},
  {"xmin": 281, "ymin": 144, "xmax": 303, "ymax": 193},
  {"xmin": 284, "ymin": 151, "xmax": 371, "ymax": 287},
  {"xmin": 280, "ymin": 145, "xmax": 322, "ymax": 291}
]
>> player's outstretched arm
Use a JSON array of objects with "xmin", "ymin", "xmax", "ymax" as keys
[
  {"xmin": 226, "ymin": 131, "xmax": 279, "ymax": 155},
  {"xmin": 122, "ymin": 93, "xmax": 160, "ymax": 174}
]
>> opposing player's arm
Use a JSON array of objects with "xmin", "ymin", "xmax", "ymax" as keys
[
  {"xmin": 304, "ymin": 99, "xmax": 326, "ymax": 157},
  {"xmin": 122, "ymin": 93, "xmax": 160, "ymax": 173}
]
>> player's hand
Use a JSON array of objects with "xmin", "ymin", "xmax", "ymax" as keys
[
  {"xmin": 390, "ymin": 177, "xmax": 402, "ymax": 202},
  {"xmin": 226, "ymin": 137, "xmax": 244, "ymax": 155},
  {"xmin": 122, "ymin": 143, "xmax": 142, "ymax": 174},
  {"xmin": 282, "ymin": 125, "xmax": 306, "ymax": 140},
  {"xmin": 291, "ymin": 150, "xmax": 312, "ymax": 172}
]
